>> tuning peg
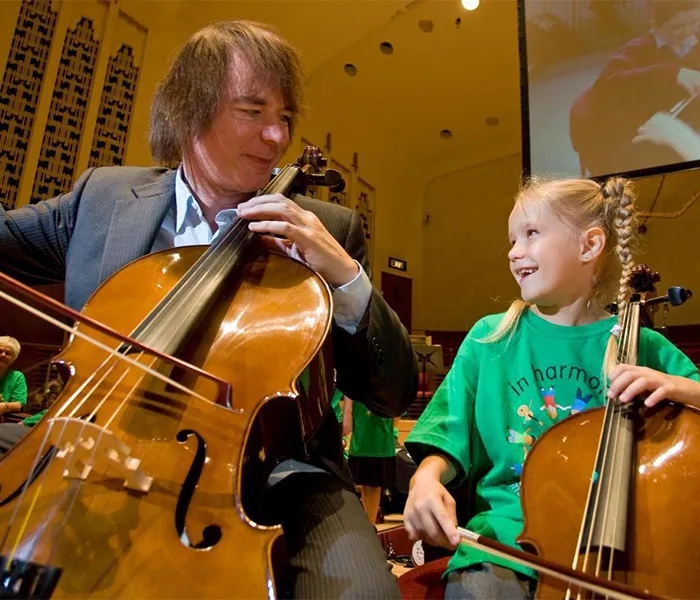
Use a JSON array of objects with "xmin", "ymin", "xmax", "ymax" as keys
[{"xmin": 667, "ymin": 287, "xmax": 693, "ymax": 307}]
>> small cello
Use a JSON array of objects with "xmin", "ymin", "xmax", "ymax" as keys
[{"xmin": 455, "ymin": 266, "xmax": 699, "ymax": 599}]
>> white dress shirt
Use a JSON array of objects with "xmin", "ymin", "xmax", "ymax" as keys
[{"xmin": 653, "ymin": 31, "xmax": 698, "ymax": 58}]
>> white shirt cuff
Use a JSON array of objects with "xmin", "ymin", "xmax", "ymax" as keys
[{"xmin": 333, "ymin": 260, "xmax": 372, "ymax": 335}]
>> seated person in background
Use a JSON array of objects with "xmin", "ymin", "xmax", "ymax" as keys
[
  {"xmin": 580, "ymin": 0, "xmax": 700, "ymax": 174},
  {"xmin": 0, "ymin": 379, "xmax": 63, "ymax": 454},
  {"xmin": 0, "ymin": 336, "xmax": 27, "ymax": 417},
  {"xmin": 344, "ymin": 396, "xmax": 396, "ymax": 525}
]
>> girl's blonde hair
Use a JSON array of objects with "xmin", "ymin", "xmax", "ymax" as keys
[
  {"xmin": 483, "ymin": 176, "xmax": 638, "ymax": 376},
  {"xmin": 0, "ymin": 336, "xmax": 21, "ymax": 362}
]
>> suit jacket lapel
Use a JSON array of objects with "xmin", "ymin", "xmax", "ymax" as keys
[{"xmin": 99, "ymin": 170, "xmax": 176, "ymax": 281}]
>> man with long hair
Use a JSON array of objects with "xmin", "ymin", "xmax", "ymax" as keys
[{"xmin": 0, "ymin": 20, "xmax": 416, "ymax": 598}]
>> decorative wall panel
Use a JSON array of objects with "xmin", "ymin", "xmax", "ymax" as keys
[
  {"xmin": 31, "ymin": 17, "xmax": 98, "ymax": 204},
  {"xmin": 0, "ymin": 0, "xmax": 57, "ymax": 210},
  {"xmin": 88, "ymin": 43, "xmax": 138, "ymax": 167}
]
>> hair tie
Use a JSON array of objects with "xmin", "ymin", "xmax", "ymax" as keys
[{"xmin": 610, "ymin": 324, "xmax": 622, "ymax": 338}]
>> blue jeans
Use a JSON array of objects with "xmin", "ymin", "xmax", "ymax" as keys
[{"xmin": 445, "ymin": 563, "xmax": 535, "ymax": 600}]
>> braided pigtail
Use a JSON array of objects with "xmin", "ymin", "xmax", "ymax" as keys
[{"xmin": 601, "ymin": 177, "xmax": 638, "ymax": 378}]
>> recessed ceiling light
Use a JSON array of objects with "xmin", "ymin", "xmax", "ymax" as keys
[
  {"xmin": 418, "ymin": 19, "xmax": 433, "ymax": 33},
  {"xmin": 440, "ymin": 129, "xmax": 453, "ymax": 139},
  {"xmin": 344, "ymin": 63, "xmax": 357, "ymax": 76},
  {"xmin": 486, "ymin": 116, "xmax": 500, "ymax": 126},
  {"xmin": 379, "ymin": 42, "xmax": 394, "ymax": 55},
  {"xmin": 461, "ymin": 0, "xmax": 479, "ymax": 10}
]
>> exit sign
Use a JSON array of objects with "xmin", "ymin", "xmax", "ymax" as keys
[{"xmin": 388, "ymin": 257, "xmax": 407, "ymax": 271}]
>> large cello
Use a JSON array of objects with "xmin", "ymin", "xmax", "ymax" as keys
[
  {"xmin": 0, "ymin": 147, "xmax": 343, "ymax": 598},
  {"xmin": 454, "ymin": 266, "xmax": 699, "ymax": 599}
]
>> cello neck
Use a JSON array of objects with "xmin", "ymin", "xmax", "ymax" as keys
[{"xmin": 126, "ymin": 160, "xmax": 309, "ymax": 356}]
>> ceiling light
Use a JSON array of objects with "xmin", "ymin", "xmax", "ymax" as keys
[
  {"xmin": 418, "ymin": 20, "xmax": 434, "ymax": 33},
  {"xmin": 461, "ymin": 0, "xmax": 479, "ymax": 11},
  {"xmin": 344, "ymin": 63, "xmax": 357, "ymax": 76},
  {"xmin": 440, "ymin": 129, "xmax": 453, "ymax": 139},
  {"xmin": 379, "ymin": 42, "xmax": 394, "ymax": 55}
]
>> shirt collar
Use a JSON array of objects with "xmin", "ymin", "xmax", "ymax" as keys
[
  {"xmin": 653, "ymin": 31, "xmax": 698, "ymax": 57},
  {"xmin": 174, "ymin": 166, "xmax": 240, "ymax": 239},
  {"xmin": 174, "ymin": 166, "xmax": 203, "ymax": 233}
]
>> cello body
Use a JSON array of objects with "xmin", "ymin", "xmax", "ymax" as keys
[
  {"xmin": 518, "ymin": 402, "xmax": 700, "ymax": 599},
  {"xmin": 0, "ymin": 243, "xmax": 334, "ymax": 598}
]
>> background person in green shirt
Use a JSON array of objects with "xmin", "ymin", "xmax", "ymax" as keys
[
  {"xmin": 404, "ymin": 176, "xmax": 700, "ymax": 599},
  {"xmin": 0, "ymin": 336, "xmax": 27, "ymax": 417},
  {"xmin": 0, "ymin": 379, "xmax": 62, "ymax": 454},
  {"xmin": 344, "ymin": 396, "xmax": 396, "ymax": 524}
]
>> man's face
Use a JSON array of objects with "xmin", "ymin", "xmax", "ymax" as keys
[
  {"xmin": 656, "ymin": 9, "xmax": 700, "ymax": 48},
  {"xmin": 0, "ymin": 345, "xmax": 15, "ymax": 370},
  {"xmin": 186, "ymin": 59, "xmax": 294, "ymax": 197}
]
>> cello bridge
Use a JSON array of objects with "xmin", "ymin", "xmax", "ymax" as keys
[{"xmin": 47, "ymin": 417, "xmax": 153, "ymax": 493}]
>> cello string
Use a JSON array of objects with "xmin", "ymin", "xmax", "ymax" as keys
[
  {"xmin": 594, "ymin": 328, "xmax": 626, "ymax": 578},
  {"xmin": 176, "ymin": 164, "xmax": 302, "ymax": 309},
  {"xmin": 594, "ymin": 309, "xmax": 630, "ymax": 583},
  {"xmin": 594, "ymin": 392, "xmax": 623, "ymax": 582},
  {"xmin": 155, "ymin": 166, "xmax": 283, "ymax": 322},
  {"xmin": 604, "ymin": 302, "xmax": 638, "ymax": 585},
  {"xmin": 13, "ymin": 309, "xmax": 224, "ymax": 566},
  {"xmin": 576, "ymin": 304, "xmax": 632, "ymax": 586},
  {"xmin": 0, "ymin": 292, "xmax": 215, "ymax": 562},
  {"xmin": 570, "ymin": 396, "xmax": 615, "ymax": 600},
  {"xmin": 0, "ymin": 355, "xmax": 138, "ymax": 561},
  {"xmin": 15, "ymin": 352, "xmax": 195, "ymax": 569},
  {"xmin": 0, "ymin": 338, "xmax": 133, "ymax": 556},
  {"xmin": 578, "ymin": 394, "xmax": 615, "ymax": 575},
  {"xmin": 0, "ymin": 289, "xmax": 211, "ymax": 402},
  {"xmin": 591, "ymin": 303, "xmax": 634, "ymax": 589},
  {"xmin": 40, "ymin": 367, "xmax": 154, "ymax": 571},
  {"xmin": 25, "ymin": 333, "xmax": 222, "ymax": 567}
]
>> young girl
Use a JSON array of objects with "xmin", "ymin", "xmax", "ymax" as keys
[{"xmin": 404, "ymin": 176, "xmax": 700, "ymax": 599}]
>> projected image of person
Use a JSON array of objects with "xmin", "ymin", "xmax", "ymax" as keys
[
  {"xmin": 634, "ymin": 110, "xmax": 700, "ymax": 160},
  {"xmin": 579, "ymin": 0, "xmax": 700, "ymax": 174}
]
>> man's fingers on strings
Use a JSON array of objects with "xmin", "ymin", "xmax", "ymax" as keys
[
  {"xmin": 258, "ymin": 234, "xmax": 293, "ymax": 254},
  {"xmin": 239, "ymin": 194, "xmax": 307, "ymax": 224},
  {"xmin": 248, "ymin": 220, "xmax": 300, "ymax": 240},
  {"xmin": 238, "ymin": 192, "xmax": 291, "ymax": 209},
  {"xmin": 240, "ymin": 203, "xmax": 305, "ymax": 226}
]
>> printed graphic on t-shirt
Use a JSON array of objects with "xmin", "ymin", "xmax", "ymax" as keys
[{"xmin": 505, "ymin": 362, "xmax": 602, "ymax": 494}]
